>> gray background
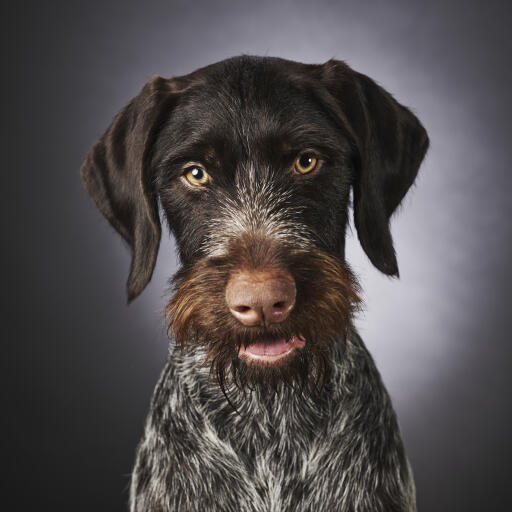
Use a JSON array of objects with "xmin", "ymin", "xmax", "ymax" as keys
[{"xmin": 4, "ymin": 0, "xmax": 511, "ymax": 510}]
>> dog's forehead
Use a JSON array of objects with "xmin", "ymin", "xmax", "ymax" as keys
[
  {"xmin": 189, "ymin": 56, "xmax": 319, "ymax": 101},
  {"xmin": 157, "ymin": 58, "xmax": 341, "ymax": 168}
]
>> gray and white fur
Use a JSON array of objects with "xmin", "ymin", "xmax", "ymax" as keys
[{"xmin": 130, "ymin": 330, "xmax": 415, "ymax": 512}]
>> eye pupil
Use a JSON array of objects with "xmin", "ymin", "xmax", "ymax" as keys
[
  {"xmin": 191, "ymin": 168, "xmax": 203, "ymax": 179},
  {"xmin": 300, "ymin": 155, "xmax": 313, "ymax": 168}
]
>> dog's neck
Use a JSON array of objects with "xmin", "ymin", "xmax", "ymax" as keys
[{"xmin": 165, "ymin": 325, "xmax": 379, "ymax": 446}]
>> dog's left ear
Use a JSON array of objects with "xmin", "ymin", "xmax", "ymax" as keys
[
  {"xmin": 321, "ymin": 60, "xmax": 429, "ymax": 276},
  {"xmin": 80, "ymin": 75, "xmax": 181, "ymax": 302}
]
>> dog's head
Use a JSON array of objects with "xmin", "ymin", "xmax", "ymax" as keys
[{"xmin": 81, "ymin": 56, "xmax": 428, "ymax": 393}]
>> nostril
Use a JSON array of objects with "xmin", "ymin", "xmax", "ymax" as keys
[
  {"xmin": 234, "ymin": 305, "xmax": 251, "ymax": 314},
  {"xmin": 229, "ymin": 303, "xmax": 262, "ymax": 327},
  {"xmin": 273, "ymin": 301, "xmax": 285, "ymax": 310}
]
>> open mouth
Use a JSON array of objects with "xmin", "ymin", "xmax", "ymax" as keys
[{"xmin": 238, "ymin": 335, "xmax": 306, "ymax": 366}]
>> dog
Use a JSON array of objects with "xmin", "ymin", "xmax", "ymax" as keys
[{"xmin": 80, "ymin": 55, "xmax": 429, "ymax": 511}]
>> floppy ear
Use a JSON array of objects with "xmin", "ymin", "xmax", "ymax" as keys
[
  {"xmin": 80, "ymin": 75, "xmax": 179, "ymax": 302},
  {"xmin": 322, "ymin": 60, "xmax": 429, "ymax": 276}
]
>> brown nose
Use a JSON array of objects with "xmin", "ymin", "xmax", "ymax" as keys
[{"xmin": 225, "ymin": 271, "xmax": 296, "ymax": 327}]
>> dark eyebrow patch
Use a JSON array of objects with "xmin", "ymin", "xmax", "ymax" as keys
[
  {"xmin": 257, "ymin": 121, "xmax": 344, "ymax": 164},
  {"xmin": 156, "ymin": 139, "xmax": 222, "ymax": 172},
  {"xmin": 203, "ymin": 146, "xmax": 220, "ymax": 166}
]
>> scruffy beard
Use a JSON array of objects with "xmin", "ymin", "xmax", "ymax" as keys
[
  {"xmin": 164, "ymin": 236, "xmax": 361, "ymax": 398},
  {"xmin": 200, "ymin": 333, "xmax": 342, "ymax": 401}
]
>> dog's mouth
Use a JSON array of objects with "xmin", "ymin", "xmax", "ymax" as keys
[{"xmin": 237, "ymin": 335, "xmax": 306, "ymax": 366}]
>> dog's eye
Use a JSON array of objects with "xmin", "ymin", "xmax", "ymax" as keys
[
  {"xmin": 183, "ymin": 165, "xmax": 210, "ymax": 187},
  {"xmin": 293, "ymin": 152, "xmax": 319, "ymax": 175}
]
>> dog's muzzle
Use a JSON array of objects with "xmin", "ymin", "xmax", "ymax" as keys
[{"xmin": 225, "ymin": 269, "xmax": 305, "ymax": 365}]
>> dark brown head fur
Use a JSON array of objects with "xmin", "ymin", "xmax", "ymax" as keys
[{"xmin": 80, "ymin": 55, "xmax": 428, "ymax": 395}]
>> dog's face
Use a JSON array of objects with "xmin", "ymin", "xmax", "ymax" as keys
[{"xmin": 81, "ymin": 56, "xmax": 428, "ymax": 393}]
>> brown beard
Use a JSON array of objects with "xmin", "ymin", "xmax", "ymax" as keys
[{"xmin": 164, "ymin": 236, "xmax": 361, "ymax": 397}]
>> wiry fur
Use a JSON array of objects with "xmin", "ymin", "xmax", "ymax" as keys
[
  {"xmin": 165, "ymin": 236, "xmax": 360, "ymax": 395},
  {"xmin": 130, "ymin": 332, "xmax": 415, "ymax": 512},
  {"xmin": 80, "ymin": 55, "xmax": 429, "ymax": 512},
  {"xmin": 201, "ymin": 165, "xmax": 315, "ymax": 257}
]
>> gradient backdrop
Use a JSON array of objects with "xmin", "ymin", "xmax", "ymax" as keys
[{"xmin": 4, "ymin": 0, "xmax": 511, "ymax": 510}]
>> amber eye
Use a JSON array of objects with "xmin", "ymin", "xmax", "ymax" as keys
[
  {"xmin": 183, "ymin": 165, "xmax": 210, "ymax": 187},
  {"xmin": 294, "ymin": 152, "xmax": 319, "ymax": 175}
]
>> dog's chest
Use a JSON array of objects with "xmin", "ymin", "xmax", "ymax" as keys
[
  {"xmin": 202, "ymin": 384, "xmax": 333, "ymax": 510},
  {"xmin": 178, "ymin": 342, "xmax": 341, "ymax": 469},
  {"xmin": 132, "ymin": 336, "xmax": 415, "ymax": 511}
]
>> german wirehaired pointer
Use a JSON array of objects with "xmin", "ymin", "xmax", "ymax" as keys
[{"xmin": 81, "ymin": 56, "xmax": 429, "ymax": 511}]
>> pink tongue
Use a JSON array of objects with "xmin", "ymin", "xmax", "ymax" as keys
[{"xmin": 246, "ymin": 337, "xmax": 289, "ymax": 356}]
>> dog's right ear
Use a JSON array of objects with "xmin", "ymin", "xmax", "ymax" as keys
[
  {"xmin": 320, "ymin": 60, "xmax": 429, "ymax": 277},
  {"xmin": 80, "ymin": 76, "xmax": 182, "ymax": 303}
]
